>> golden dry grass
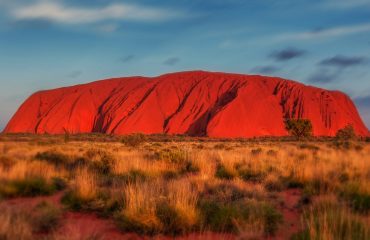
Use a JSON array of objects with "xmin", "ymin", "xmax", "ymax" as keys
[{"xmin": 0, "ymin": 137, "xmax": 369, "ymax": 239}]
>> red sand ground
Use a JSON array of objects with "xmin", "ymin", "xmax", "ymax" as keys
[
  {"xmin": 0, "ymin": 189, "xmax": 303, "ymax": 240},
  {"xmin": 4, "ymin": 71, "xmax": 369, "ymax": 137}
]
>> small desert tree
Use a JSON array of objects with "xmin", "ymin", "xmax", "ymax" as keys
[
  {"xmin": 336, "ymin": 124, "xmax": 357, "ymax": 141},
  {"xmin": 285, "ymin": 119, "xmax": 313, "ymax": 140}
]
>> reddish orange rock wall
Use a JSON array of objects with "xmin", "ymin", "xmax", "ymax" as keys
[{"xmin": 4, "ymin": 71, "xmax": 369, "ymax": 137}]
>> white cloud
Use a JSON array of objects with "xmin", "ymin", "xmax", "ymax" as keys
[
  {"xmin": 11, "ymin": 1, "xmax": 183, "ymax": 24},
  {"xmin": 275, "ymin": 23, "xmax": 370, "ymax": 41}
]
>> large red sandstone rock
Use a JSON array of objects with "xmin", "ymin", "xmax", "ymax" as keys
[{"xmin": 4, "ymin": 71, "xmax": 369, "ymax": 137}]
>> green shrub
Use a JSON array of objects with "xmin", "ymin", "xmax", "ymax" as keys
[
  {"xmin": 263, "ymin": 205, "xmax": 283, "ymax": 235},
  {"xmin": 264, "ymin": 177, "xmax": 284, "ymax": 192},
  {"xmin": 162, "ymin": 170, "xmax": 180, "ymax": 180},
  {"xmin": 199, "ymin": 200, "xmax": 282, "ymax": 235},
  {"xmin": 61, "ymin": 191, "xmax": 89, "ymax": 211},
  {"xmin": 0, "ymin": 177, "xmax": 59, "ymax": 198},
  {"xmin": 179, "ymin": 161, "xmax": 200, "ymax": 174},
  {"xmin": 340, "ymin": 183, "xmax": 370, "ymax": 213},
  {"xmin": 336, "ymin": 125, "xmax": 357, "ymax": 141},
  {"xmin": 115, "ymin": 214, "xmax": 161, "ymax": 235},
  {"xmin": 35, "ymin": 151, "xmax": 70, "ymax": 167},
  {"xmin": 62, "ymin": 188, "xmax": 120, "ymax": 215},
  {"xmin": 280, "ymin": 176, "xmax": 305, "ymax": 189},
  {"xmin": 215, "ymin": 164, "xmax": 235, "ymax": 180},
  {"xmin": 199, "ymin": 200, "xmax": 245, "ymax": 232},
  {"xmin": 299, "ymin": 200, "xmax": 370, "ymax": 240},
  {"xmin": 155, "ymin": 202, "xmax": 194, "ymax": 235},
  {"xmin": 67, "ymin": 157, "xmax": 89, "ymax": 170},
  {"xmin": 201, "ymin": 183, "xmax": 249, "ymax": 203},
  {"xmin": 51, "ymin": 177, "xmax": 67, "ymax": 191},
  {"xmin": 116, "ymin": 170, "xmax": 148, "ymax": 184},
  {"xmin": 90, "ymin": 156, "xmax": 114, "ymax": 175},
  {"xmin": 285, "ymin": 119, "xmax": 313, "ymax": 139},
  {"xmin": 238, "ymin": 169, "xmax": 265, "ymax": 183},
  {"xmin": 251, "ymin": 148, "xmax": 263, "ymax": 155},
  {"xmin": 83, "ymin": 149, "xmax": 115, "ymax": 174}
]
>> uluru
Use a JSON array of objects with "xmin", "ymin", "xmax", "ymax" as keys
[{"xmin": 4, "ymin": 71, "xmax": 369, "ymax": 137}]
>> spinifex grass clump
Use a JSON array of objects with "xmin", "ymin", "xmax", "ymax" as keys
[
  {"xmin": 0, "ymin": 177, "xmax": 62, "ymax": 198},
  {"xmin": 0, "ymin": 160, "xmax": 66, "ymax": 198},
  {"xmin": 293, "ymin": 197, "xmax": 370, "ymax": 240},
  {"xmin": 340, "ymin": 182, "xmax": 370, "ymax": 213},
  {"xmin": 116, "ymin": 179, "xmax": 199, "ymax": 235}
]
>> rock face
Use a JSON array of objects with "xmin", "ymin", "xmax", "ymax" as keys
[{"xmin": 4, "ymin": 71, "xmax": 369, "ymax": 137}]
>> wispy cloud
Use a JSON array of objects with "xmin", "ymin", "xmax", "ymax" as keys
[
  {"xmin": 11, "ymin": 2, "xmax": 183, "ymax": 24},
  {"xmin": 308, "ymin": 55, "xmax": 368, "ymax": 84},
  {"xmin": 269, "ymin": 47, "xmax": 306, "ymax": 61},
  {"xmin": 307, "ymin": 68, "xmax": 339, "ymax": 84},
  {"xmin": 319, "ymin": 55, "xmax": 368, "ymax": 68},
  {"xmin": 276, "ymin": 22, "xmax": 370, "ymax": 41}
]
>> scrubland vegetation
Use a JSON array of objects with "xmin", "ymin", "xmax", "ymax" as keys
[{"xmin": 0, "ymin": 133, "xmax": 369, "ymax": 239}]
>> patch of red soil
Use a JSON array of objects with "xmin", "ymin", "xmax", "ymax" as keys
[
  {"xmin": 268, "ymin": 189, "xmax": 302, "ymax": 240},
  {"xmin": 56, "ymin": 212, "xmax": 137, "ymax": 240},
  {"xmin": 0, "ymin": 191, "xmax": 65, "ymax": 209},
  {"xmin": 4, "ymin": 71, "xmax": 369, "ymax": 137},
  {"xmin": 57, "ymin": 213, "xmax": 236, "ymax": 240}
]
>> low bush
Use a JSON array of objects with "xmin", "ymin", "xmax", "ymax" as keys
[
  {"xmin": 280, "ymin": 176, "xmax": 305, "ymax": 189},
  {"xmin": 116, "ymin": 170, "xmax": 148, "ymax": 184},
  {"xmin": 179, "ymin": 160, "xmax": 200, "ymax": 174},
  {"xmin": 336, "ymin": 125, "xmax": 357, "ymax": 141},
  {"xmin": 161, "ymin": 170, "xmax": 180, "ymax": 180},
  {"xmin": 238, "ymin": 168, "xmax": 265, "ymax": 183},
  {"xmin": 61, "ymin": 190, "xmax": 93, "ymax": 211},
  {"xmin": 297, "ymin": 199, "xmax": 370, "ymax": 240},
  {"xmin": 340, "ymin": 182, "xmax": 370, "ymax": 213},
  {"xmin": 199, "ymin": 200, "xmax": 245, "ymax": 232},
  {"xmin": 198, "ymin": 200, "xmax": 282, "ymax": 235},
  {"xmin": 251, "ymin": 148, "xmax": 263, "ymax": 155},
  {"xmin": 201, "ymin": 183, "xmax": 249, "ymax": 203},
  {"xmin": 84, "ymin": 149, "xmax": 115, "ymax": 174},
  {"xmin": 0, "ymin": 177, "xmax": 60, "ymax": 198},
  {"xmin": 35, "ymin": 151, "xmax": 70, "ymax": 167},
  {"xmin": 115, "ymin": 213, "xmax": 162, "ymax": 235},
  {"xmin": 155, "ymin": 201, "xmax": 195, "ymax": 235},
  {"xmin": 215, "ymin": 164, "xmax": 235, "ymax": 180},
  {"xmin": 155, "ymin": 149, "xmax": 188, "ymax": 163},
  {"xmin": 121, "ymin": 133, "xmax": 147, "ymax": 147}
]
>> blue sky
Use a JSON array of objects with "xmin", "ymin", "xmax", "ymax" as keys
[{"xmin": 0, "ymin": 0, "xmax": 369, "ymax": 130}]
